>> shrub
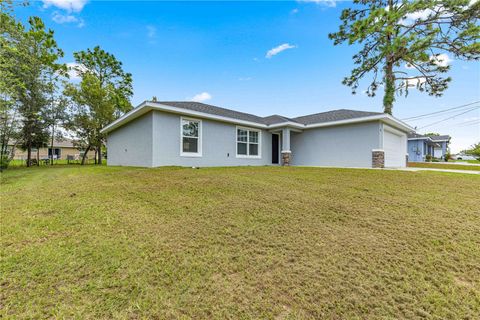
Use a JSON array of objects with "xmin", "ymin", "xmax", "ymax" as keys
[
  {"xmin": 0, "ymin": 154, "xmax": 11, "ymax": 171},
  {"xmin": 425, "ymin": 154, "xmax": 433, "ymax": 162},
  {"xmin": 444, "ymin": 152, "xmax": 452, "ymax": 162}
]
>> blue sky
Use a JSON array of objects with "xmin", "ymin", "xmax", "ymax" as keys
[{"xmin": 16, "ymin": 0, "xmax": 480, "ymax": 152}]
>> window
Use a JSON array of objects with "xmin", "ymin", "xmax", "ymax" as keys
[
  {"xmin": 237, "ymin": 127, "xmax": 261, "ymax": 158},
  {"xmin": 48, "ymin": 148, "xmax": 61, "ymax": 159},
  {"xmin": 181, "ymin": 118, "xmax": 202, "ymax": 156}
]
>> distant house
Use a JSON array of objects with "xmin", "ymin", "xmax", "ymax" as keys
[
  {"xmin": 407, "ymin": 133, "xmax": 451, "ymax": 162},
  {"xmin": 101, "ymin": 101, "xmax": 413, "ymax": 168},
  {"xmin": 8, "ymin": 139, "xmax": 95, "ymax": 161}
]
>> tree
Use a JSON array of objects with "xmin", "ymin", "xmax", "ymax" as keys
[
  {"xmin": 465, "ymin": 142, "xmax": 480, "ymax": 159},
  {"xmin": 329, "ymin": 0, "xmax": 480, "ymax": 115},
  {"xmin": 11, "ymin": 16, "xmax": 65, "ymax": 166},
  {"xmin": 0, "ymin": 0, "xmax": 27, "ymax": 169},
  {"xmin": 64, "ymin": 46, "xmax": 133, "ymax": 165},
  {"xmin": 44, "ymin": 96, "xmax": 68, "ymax": 164}
]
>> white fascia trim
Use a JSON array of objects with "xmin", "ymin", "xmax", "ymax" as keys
[
  {"xmin": 100, "ymin": 101, "xmax": 267, "ymax": 134},
  {"xmin": 100, "ymin": 102, "xmax": 414, "ymax": 134},
  {"xmin": 304, "ymin": 114, "xmax": 414, "ymax": 132},
  {"xmin": 152, "ymin": 102, "xmax": 266, "ymax": 129},
  {"xmin": 372, "ymin": 149, "xmax": 384, "ymax": 152},
  {"xmin": 268, "ymin": 122, "xmax": 306, "ymax": 129},
  {"xmin": 408, "ymin": 137, "xmax": 430, "ymax": 141},
  {"xmin": 100, "ymin": 101, "xmax": 150, "ymax": 133}
]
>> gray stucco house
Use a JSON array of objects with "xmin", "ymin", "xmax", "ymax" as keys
[
  {"xmin": 407, "ymin": 133, "xmax": 451, "ymax": 162},
  {"xmin": 100, "ymin": 101, "xmax": 413, "ymax": 168}
]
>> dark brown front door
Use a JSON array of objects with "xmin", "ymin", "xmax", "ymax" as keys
[{"xmin": 272, "ymin": 134, "xmax": 279, "ymax": 164}]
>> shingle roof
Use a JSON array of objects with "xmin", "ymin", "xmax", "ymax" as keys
[
  {"xmin": 407, "ymin": 133, "xmax": 451, "ymax": 141},
  {"xmin": 153, "ymin": 102, "xmax": 383, "ymax": 126},
  {"xmin": 429, "ymin": 135, "xmax": 451, "ymax": 141},
  {"xmin": 155, "ymin": 101, "xmax": 266, "ymax": 124},
  {"xmin": 262, "ymin": 114, "xmax": 299, "ymax": 125},
  {"xmin": 407, "ymin": 133, "xmax": 429, "ymax": 139},
  {"xmin": 292, "ymin": 109, "xmax": 383, "ymax": 125}
]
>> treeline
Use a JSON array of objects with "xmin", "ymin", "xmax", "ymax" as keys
[{"xmin": 0, "ymin": 0, "xmax": 133, "ymax": 170}]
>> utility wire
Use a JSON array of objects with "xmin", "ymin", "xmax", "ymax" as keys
[
  {"xmin": 421, "ymin": 118, "xmax": 480, "ymax": 130},
  {"xmin": 416, "ymin": 106, "xmax": 480, "ymax": 130},
  {"xmin": 458, "ymin": 120, "xmax": 480, "ymax": 128},
  {"xmin": 402, "ymin": 101, "xmax": 480, "ymax": 121}
]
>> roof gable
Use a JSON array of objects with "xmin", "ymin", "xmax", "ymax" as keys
[
  {"xmin": 292, "ymin": 109, "xmax": 383, "ymax": 125},
  {"xmin": 101, "ymin": 101, "xmax": 413, "ymax": 134}
]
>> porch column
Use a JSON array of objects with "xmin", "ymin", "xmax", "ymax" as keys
[{"xmin": 281, "ymin": 128, "xmax": 291, "ymax": 166}]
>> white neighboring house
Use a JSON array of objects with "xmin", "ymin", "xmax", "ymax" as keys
[{"xmin": 100, "ymin": 101, "xmax": 413, "ymax": 168}]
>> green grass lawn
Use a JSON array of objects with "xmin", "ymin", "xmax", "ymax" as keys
[
  {"xmin": 408, "ymin": 162, "xmax": 480, "ymax": 171},
  {"xmin": 1, "ymin": 166, "xmax": 479, "ymax": 319},
  {"xmin": 453, "ymin": 159, "xmax": 480, "ymax": 164},
  {"xmin": 7, "ymin": 158, "xmax": 97, "ymax": 167}
]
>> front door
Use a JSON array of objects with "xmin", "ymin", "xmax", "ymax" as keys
[{"xmin": 272, "ymin": 134, "xmax": 279, "ymax": 164}]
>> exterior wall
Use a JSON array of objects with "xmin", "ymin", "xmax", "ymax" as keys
[
  {"xmin": 151, "ymin": 110, "xmax": 272, "ymax": 167},
  {"xmin": 434, "ymin": 141, "xmax": 448, "ymax": 159},
  {"xmin": 106, "ymin": 112, "xmax": 153, "ymax": 167},
  {"xmin": 290, "ymin": 121, "xmax": 381, "ymax": 167},
  {"xmin": 408, "ymin": 140, "xmax": 425, "ymax": 162}
]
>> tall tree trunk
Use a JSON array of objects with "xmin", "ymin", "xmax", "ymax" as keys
[
  {"xmin": 81, "ymin": 145, "xmax": 90, "ymax": 165},
  {"xmin": 97, "ymin": 143, "xmax": 102, "ymax": 165},
  {"xmin": 383, "ymin": 0, "xmax": 395, "ymax": 116},
  {"xmin": 383, "ymin": 60, "xmax": 395, "ymax": 115},
  {"xmin": 36, "ymin": 148, "xmax": 40, "ymax": 166},
  {"xmin": 50, "ymin": 125, "xmax": 55, "ymax": 165},
  {"xmin": 94, "ymin": 149, "xmax": 97, "ymax": 165},
  {"xmin": 26, "ymin": 144, "xmax": 31, "ymax": 167}
]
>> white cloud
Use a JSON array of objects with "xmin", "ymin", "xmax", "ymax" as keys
[
  {"xmin": 146, "ymin": 25, "xmax": 157, "ymax": 44},
  {"xmin": 266, "ymin": 43, "xmax": 297, "ymax": 58},
  {"xmin": 52, "ymin": 11, "xmax": 84, "ymax": 27},
  {"xmin": 66, "ymin": 62, "xmax": 87, "ymax": 81},
  {"xmin": 147, "ymin": 25, "xmax": 156, "ymax": 38},
  {"xmin": 238, "ymin": 77, "xmax": 252, "ymax": 81},
  {"xmin": 191, "ymin": 92, "xmax": 212, "ymax": 102},
  {"xmin": 430, "ymin": 53, "xmax": 452, "ymax": 67},
  {"xmin": 291, "ymin": 8, "xmax": 299, "ymax": 14},
  {"xmin": 52, "ymin": 12, "xmax": 77, "ymax": 23},
  {"xmin": 403, "ymin": 8, "xmax": 435, "ymax": 22},
  {"xmin": 43, "ymin": 0, "xmax": 88, "ymax": 13},
  {"xmin": 298, "ymin": 0, "xmax": 337, "ymax": 7}
]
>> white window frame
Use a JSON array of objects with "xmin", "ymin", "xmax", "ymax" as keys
[
  {"xmin": 180, "ymin": 117, "xmax": 202, "ymax": 157},
  {"xmin": 236, "ymin": 126, "xmax": 262, "ymax": 159}
]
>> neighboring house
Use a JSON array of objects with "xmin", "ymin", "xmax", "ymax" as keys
[
  {"xmin": 407, "ymin": 133, "xmax": 451, "ymax": 162},
  {"xmin": 8, "ymin": 139, "xmax": 95, "ymax": 161},
  {"xmin": 100, "ymin": 101, "xmax": 414, "ymax": 168}
]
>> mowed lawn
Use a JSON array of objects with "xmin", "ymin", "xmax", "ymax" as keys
[
  {"xmin": 1, "ymin": 166, "xmax": 479, "ymax": 319},
  {"xmin": 408, "ymin": 162, "xmax": 480, "ymax": 171}
]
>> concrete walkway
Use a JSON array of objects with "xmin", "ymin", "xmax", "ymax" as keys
[{"xmin": 392, "ymin": 167, "xmax": 480, "ymax": 175}]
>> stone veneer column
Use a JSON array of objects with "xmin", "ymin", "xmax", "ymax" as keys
[
  {"xmin": 372, "ymin": 149, "xmax": 385, "ymax": 168},
  {"xmin": 281, "ymin": 151, "xmax": 291, "ymax": 166}
]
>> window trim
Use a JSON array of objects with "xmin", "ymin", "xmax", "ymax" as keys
[
  {"xmin": 180, "ymin": 117, "xmax": 202, "ymax": 157},
  {"xmin": 236, "ymin": 126, "xmax": 262, "ymax": 159}
]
